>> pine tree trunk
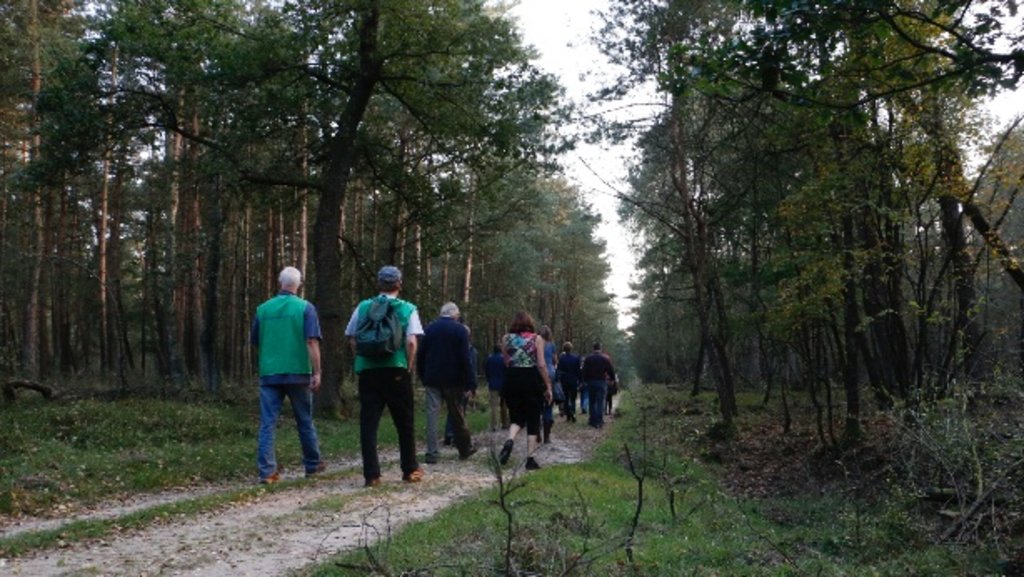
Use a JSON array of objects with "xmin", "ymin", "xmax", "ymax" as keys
[
  {"xmin": 462, "ymin": 189, "xmax": 476, "ymax": 304},
  {"xmin": 98, "ymin": 147, "xmax": 111, "ymax": 372},
  {"xmin": 183, "ymin": 110, "xmax": 203, "ymax": 378},
  {"xmin": 53, "ymin": 186, "xmax": 75, "ymax": 374},
  {"xmin": 0, "ymin": 149, "xmax": 9, "ymax": 365},
  {"xmin": 22, "ymin": 0, "xmax": 43, "ymax": 379},
  {"xmin": 109, "ymin": 162, "xmax": 133, "ymax": 377},
  {"xmin": 241, "ymin": 205, "xmax": 253, "ymax": 381},
  {"xmin": 200, "ymin": 176, "xmax": 224, "ymax": 394},
  {"xmin": 97, "ymin": 46, "xmax": 118, "ymax": 374},
  {"xmin": 155, "ymin": 122, "xmax": 185, "ymax": 387},
  {"xmin": 841, "ymin": 212, "xmax": 862, "ymax": 442}
]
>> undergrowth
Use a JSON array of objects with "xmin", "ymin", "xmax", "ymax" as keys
[{"xmin": 301, "ymin": 384, "xmax": 1010, "ymax": 576}]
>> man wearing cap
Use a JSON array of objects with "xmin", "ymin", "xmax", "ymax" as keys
[
  {"xmin": 417, "ymin": 302, "xmax": 477, "ymax": 464},
  {"xmin": 345, "ymin": 265, "xmax": 425, "ymax": 486},
  {"xmin": 250, "ymin": 266, "xmax": 324, "ymax": 484}
]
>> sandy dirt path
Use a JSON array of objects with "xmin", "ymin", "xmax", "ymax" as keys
[{"xmin": 1, "ymin": 416, "xmax": 611, "ymax": 577}]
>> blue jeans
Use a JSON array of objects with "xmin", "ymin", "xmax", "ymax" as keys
[
  {"xmin": 580, "ymin": 384, "xmax": 589, "ymax": 413},
  {"xmin": 586, "ymin": 380, "xmax": 607, "ymax": 428},
  {"xmin": 258, "ymin": 384, "xmax": 321, "ymax": 480}
]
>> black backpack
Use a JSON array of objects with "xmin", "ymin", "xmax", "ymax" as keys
[{"xmin": 354, "ymin": 296, "xmax": 404, "ymax": 358}]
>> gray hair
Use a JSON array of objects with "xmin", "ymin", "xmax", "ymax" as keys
[
  {"xmin": 279, "ymin": 266, "xmax": 302, "ymax": 289},
  {"xmin": 440, "ymin": 302, "xmax": 460, "ymax": 318}
]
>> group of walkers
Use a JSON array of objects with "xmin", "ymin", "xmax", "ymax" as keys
[
  {"xmin": 250, "ymin": 264, "xmax": 617, "ymax": 487},
  {"xmin": 492, "ymin": 313, "xmax": 619, "ymax": 470}
]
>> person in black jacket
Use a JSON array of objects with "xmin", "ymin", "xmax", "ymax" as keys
[
  {"xmin": 484, "ymin": 345, "xmax": 509, "ymax": 430},
  {"xmin": 581, "ymin": 342, "xmax": 616, "ymax": 429},
  {"xmin": 444, "ymin": 335, "xmax": 477, "ymax": 445},
  {"xmin": 417, "ymin": 302, "xmax": 477, "ymax": 463},
  {"xmin": 557, "ymin": 342, "xmax": 582, "ymax": 423}
]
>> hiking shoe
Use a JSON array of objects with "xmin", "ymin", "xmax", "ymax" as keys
[
  {"xmin": 260, "ymin": 471, "xmax": 281, "ymax": 485},
  {"xmin": 403, "ymin": 468, "xmax": 425, "ymax": 483},
  {"xmin": 525, "ymin": 457, "xmax": 541, "ymax": 470},
  {"xmin": 498, "ymin": 440, "xmax": 514, "ymax": 465},
  {"xmin": 365, "ymin": 477, "xmax": 382, "ymax": 488},
  {"xmin": 424, "ymin": 453, "xmax": 439, "ymax": 465},
  {"xmin": 305, "ymin": 462, "xmax": 327, "ymax": 478},
  {"xmin": 458, "ymin": 446, "xmax": 478, "ymax": 461}
]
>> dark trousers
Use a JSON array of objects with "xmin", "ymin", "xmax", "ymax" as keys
[
  {"xmin": 562, "ymin": 381, "xmax": 579, "ymax": 418},
  {"xmin": 442, "ymin": 387, "xmax": 473, "ymax": 456},
  {"xmin": 358, "ymin": 367, "xmax": 419, "ymax": 481}
]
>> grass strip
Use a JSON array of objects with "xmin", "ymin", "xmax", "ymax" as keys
[{"xmin": 0, "ymin": 470, "xmax": 359, "ymax": 558}]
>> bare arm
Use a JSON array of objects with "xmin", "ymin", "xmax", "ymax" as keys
[
  {"xmin": 307, "ymin": 339, "xmax": 322, "ymax": 392},
  {"xmin": 406, "ymin": 335, "xmax": 418, "ymax": 375}
]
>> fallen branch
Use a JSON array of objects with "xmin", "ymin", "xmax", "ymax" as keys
[
  {"xmin": 941, "ymin": 456, "xmax": 1024, "ymax": 542},
  {"xmin": 3, "ymin": 380, "xmax": 54, "ymax": 402}
]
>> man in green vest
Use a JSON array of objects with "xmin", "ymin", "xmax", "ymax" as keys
[
  {"xmin": 250, "ymin": 266, "xmax": 324, "ymax": 484},
  {"xmin": 345, "ymin": 265, "xmax": 425, "ymax": 486}
]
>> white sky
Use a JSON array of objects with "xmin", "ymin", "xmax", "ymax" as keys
[
  {"xmin": 509, "ymin": 0, "xmax": 644, "ymax": 332},
  {"xmin": 987, "ymin": 89, "xmax": 1024, "ymax": 128}
]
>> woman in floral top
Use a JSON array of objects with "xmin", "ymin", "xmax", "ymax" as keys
[{"xmin": 497, "ymin": 311, "xmax": 553, "ymax": 470}]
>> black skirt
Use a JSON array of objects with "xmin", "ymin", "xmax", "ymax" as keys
[{"xmin": 503, "ymin": 367, "xmax": 544, "ymax": 431}]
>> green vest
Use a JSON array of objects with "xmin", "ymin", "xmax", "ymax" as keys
[
  {"xmin": 256, "ymin": 294, "xmax": 311, "ymax": 376},
  {"xmin": 354, "ymin": 297, "xmax": 415, "ymax": 373}
]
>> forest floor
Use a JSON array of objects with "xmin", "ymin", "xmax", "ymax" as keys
[{"xmin": 0, "ymin": 412, "xmax": 611, "ymax": 576}]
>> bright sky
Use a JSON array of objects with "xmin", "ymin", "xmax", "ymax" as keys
[
  {"xmin": 987, "ymin": 89, "xmax": 1024, "ymax": 127},
  {"xmin": 509, "ymin": 0, "xmax": 645, "ymax": 332}
]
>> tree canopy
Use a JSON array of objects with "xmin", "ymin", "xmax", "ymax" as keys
[{"xmin": 0, "ymin": 0, "xmax": 630, "ymax": 408}]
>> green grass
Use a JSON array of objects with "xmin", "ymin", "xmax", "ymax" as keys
[
  {"xmin": 0, "ymin": 389, "xmax": 372, "ymax": 516},
  {"xmin": 298, "ymin": 387, "xmax": 1003, "ymax": 577},
  {"xmin": 0, "ymin": 384, "xmax": 490, "ymax": 547}
]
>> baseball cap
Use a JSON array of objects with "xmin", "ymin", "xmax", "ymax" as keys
[{"xmin": 378, "ymin": 265, "xmax": 402, "ymax": 284}]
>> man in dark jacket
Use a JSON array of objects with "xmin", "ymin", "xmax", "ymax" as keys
[
  {"xmin": 417, "ymin": 302, "xmax": 477, "ymax": 463},
  {"xmin": 484, "ymin": 345, "xmax": 509, "ymax": 431},
  {"xmin": 444, "ymin": 340, "xmax": 477, "ymax": 445},
  {"xmin": 581, "ymin": 342, "xmax": 617, "ymax": 429}
]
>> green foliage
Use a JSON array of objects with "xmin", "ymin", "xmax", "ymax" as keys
[
  {"xmin": 610, "ymin": 0, "xmax": 1024, "ymax": 421},
  {"xmin": 672, "ymin": 1, "xmax": 1023, "ymax": 104}
]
